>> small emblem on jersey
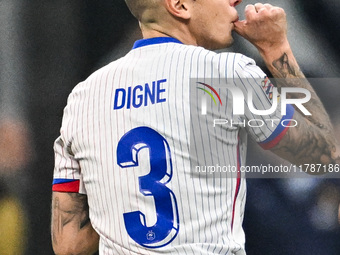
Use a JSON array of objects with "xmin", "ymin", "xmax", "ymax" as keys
[
  {"xmin": 261, "ymin": 77, "xmax": 275, "ymax": 101},
  {"xmin": 113, "ymin": 79, "xmax": 167, "ymax": 110},
  {"xmin": 146, "ymin": 230, "xmax": 156, "ymax": 241}
]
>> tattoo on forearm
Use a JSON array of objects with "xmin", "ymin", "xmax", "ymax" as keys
[
  {"xmin": 52, "ymin": 193, "xmax": 91, "ymax": 247},
  {"xmin": 272, "ymin": 53, "xmax": 330, "ymax": 126},
  {"xmin": 272, "ymin": 53, "xmax": 297, "ymax": 78},
  {"xmin": 271, "ymin": 53, "xmax": 340, "ymax": 166},
  {"xmin": 80, "ymin": 211, "xmax": 91, "ymax": 229},
  {"xmin": 67, "ymin": 193, "xmax": 91, "ymax": 229},
  {"xmin": 273, "ymin": 113, "xmax": 339, "ymax": 166},
  {"xmin": 51, "ymin": 197, "xmax": 60, "ymax": 246}
]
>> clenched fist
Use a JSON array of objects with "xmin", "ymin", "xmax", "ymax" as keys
[{"xmin": 234, "ymin": 3, "xmax": 288, "ymax": 53}]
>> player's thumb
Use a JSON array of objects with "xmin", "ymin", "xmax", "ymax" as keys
[{"xmin": 233, "ymin": 20, "xmax": 247, "ymax": 37}]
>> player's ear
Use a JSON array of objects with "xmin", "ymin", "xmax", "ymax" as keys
[{"xmin": 164, "ymin": 0, "xmax": 191, "ymax": 20}]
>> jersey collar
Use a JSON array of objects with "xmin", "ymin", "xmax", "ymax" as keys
[{"xmin": 132, "ymin": 37, "xmax": 183, "ymax": 49}]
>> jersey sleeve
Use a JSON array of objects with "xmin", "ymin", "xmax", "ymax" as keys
[
  {"xmin": 233, "ymin": 54, "xmax": 295, "ymax": 150},
  {"xmin": 52, "ymin": 85, "xmax": 86, "ymax": 194},
  {"xmin": 53, "ymin": 136, "xmax": 85, "ymax": 193}
]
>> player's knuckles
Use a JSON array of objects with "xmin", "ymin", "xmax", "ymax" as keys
[
  {"xmin": 244, "ymin": 4, "xmax": 256, "ymax": 15},
  {"xmin": 245, "ymin": 5, "xmax": 262, "ymax": 18},
  {"xmin": 254, "ymin": 2, "xmax": 264, "ymax": 9},
  {"xmin": 268, "ymin": 6, "xmax": 285, "ymax": 16},
  {"xmin": 257, "ymin": 8, "xmax": 269, "ymax": 16},
  {"xmin": 245, "ymin": 4, "xmax": 255, "ymax": 10},
  {"xmin": 263, "ymin": 3, "xmax": 273, "ymax": 9},
  {"xmin": 250, "ymin": 8, "xmax": 269, "ymax": 22},
  {"xmin": 272, "ymin": 6, "xmax": 285, "ymax": 14},
  {"xmin": 255, "ymin": 6, "xmax": 284, "ymax": 21},
  {"xmin": 244, "ymin": 7, "xmax": 257, "ymax": 20},
  {"xmin": 270, "ymin": 8, "xmax": 286, "ymax": 22}
]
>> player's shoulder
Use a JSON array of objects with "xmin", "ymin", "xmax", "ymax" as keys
[
  {"xmin": 189, "ymin": 44, "xmax": 254, "ymax": 61},
  {"xmin": 70, "ymin": 57, "xmax": 124, "ymax": 95},
  {"xmin": 216, "ymin": 51, "xmax": 264, "ymax": 79},
  {"xmin": 215, "ymin": 50, "xmax": 256, "ymax": 68},
  {"xmin": 181, "ymin": 45, "xmax": 259, "ymax": 77},
  {"xmin": 87, "ymin": 58, "xmax": 124, "ymax": 83}
]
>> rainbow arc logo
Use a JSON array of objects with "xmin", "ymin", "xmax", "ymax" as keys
[
  {"xmin": 196, "ymin": 82, "xmax": 222, "ymax": 115},
  {"xmin": 196, "ymin": 82, "xmax": 222, "ymax": 106}
]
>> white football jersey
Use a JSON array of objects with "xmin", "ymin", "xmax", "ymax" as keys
[{"xmin": 53, "ymin": 37, "xmax": 294, "ymax": 255}]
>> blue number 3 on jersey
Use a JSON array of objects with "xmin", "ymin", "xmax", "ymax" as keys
[{"xmin": 117, "ymin": 127, "xmax": 180, "ymax": 248}]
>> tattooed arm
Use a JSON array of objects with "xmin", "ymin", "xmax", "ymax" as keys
[
  {"xmin": 265, "ymin": 49, "xmax": 340, "ymax": 166},
  {"xmin": 51, "ymin": 192, "xmax": 99, "ymax": 255},
  {"xmin": 235, "ymin": 3, "xmax": 340, "ymax": 167}
]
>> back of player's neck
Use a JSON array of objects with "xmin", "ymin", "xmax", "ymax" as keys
[{"xmin": 140, "ymin": 23, "xmax": 197, "ymax": 46}]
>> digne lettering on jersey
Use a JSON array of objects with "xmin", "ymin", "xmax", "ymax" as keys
[{"xmin": 113, "ymin": 79, "xmax": 167, "ymax": 110}]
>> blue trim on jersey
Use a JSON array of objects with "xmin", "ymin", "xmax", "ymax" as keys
[
  {"xmin": 52, "ymin": 178, "xmax": 78, "ymax": 185},
  {"xmin": 261, "ymin": 104, "xmax": 295, "ymax": 144},
  {"xmin": 132, "ymin": 37, "xmax": 183, "ymax": 49}
]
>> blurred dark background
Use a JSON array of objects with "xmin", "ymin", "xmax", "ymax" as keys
[{"xmin": 0, "ymin": 0, "xmax": 340, "ymax": 254}]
